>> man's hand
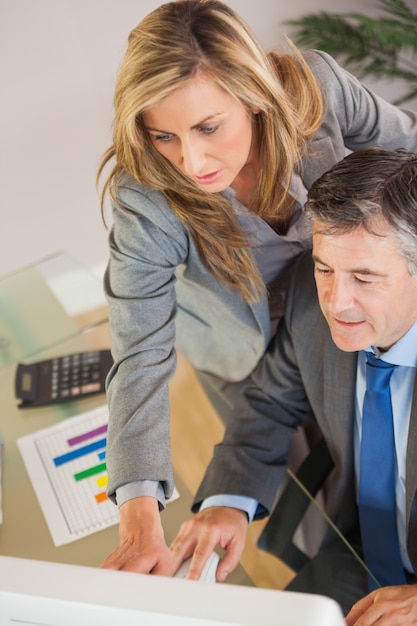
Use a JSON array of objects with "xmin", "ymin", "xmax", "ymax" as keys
[
  {"xmin": 170, "ymin": 506, "xmax": 249, "ymax": 582},
  {"xmin": 99, "ymin": 496, "xmax": 174, "ymax": 575},
  {"xmin": 346, "ymin": 585, "xmax": 417, "ymax": 626}
]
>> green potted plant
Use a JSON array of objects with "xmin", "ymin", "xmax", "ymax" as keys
[{"xmin": 286, "ymin": 0, "xmax": 417, "ymax": 105}]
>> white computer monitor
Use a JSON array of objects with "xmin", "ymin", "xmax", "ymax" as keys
[{"xmin": 0, "ymin": 555, "xmax": 345, "ymax": 626}]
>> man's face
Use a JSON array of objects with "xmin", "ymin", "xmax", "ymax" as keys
[{"xmin": 312, "ymin": 217, "xmax": 417, "ymax": 352}]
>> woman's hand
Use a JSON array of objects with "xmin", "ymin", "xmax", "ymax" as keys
[
  {"xmin": 170, "ymin": 506, "xmax": 249, "ymax": 582},
  {"xmin": 99, "ymin": 496, "xmax": 174, "ymax": 575},
  {"xmin": 345, "ymin": 585, "xmax": 417, "ymax": 626}
]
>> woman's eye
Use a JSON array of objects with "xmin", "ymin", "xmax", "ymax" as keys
[
  {"xmin": 199, "ymin": 124, "xmax": 218, "ymax": 134},
  {"xmin": 154, "ymin": 133, "xmax": 173, "ymax": 143},
  {"xmin": 315, "ymin": 267, "xmax": 330, "ymax": 276}
]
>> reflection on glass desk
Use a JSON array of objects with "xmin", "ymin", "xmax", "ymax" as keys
[{"xmin": 0, "ymin": 252, "xmax": 108, "ymax": 368}]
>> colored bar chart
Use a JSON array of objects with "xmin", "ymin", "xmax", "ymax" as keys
[
  {"xmin": 18, "ymin": 404, "xmax": 180, "ymax": 546},
  {"xmin": 17, "ymin": 405, "xmax": 119, "ymax": 546}
]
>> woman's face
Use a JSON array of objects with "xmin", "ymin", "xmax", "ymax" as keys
[{"xmin": 142, "ymin": 72, "xmax": 259, "ymax": 192}]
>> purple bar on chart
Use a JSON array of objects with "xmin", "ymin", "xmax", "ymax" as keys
[
  {"xmin": 53, "ymin": 438, "xmax": 107, "ymax": 467},
  {"xmin": 67, "ymin": 424, "xmax": 108, "ymax": 447}
]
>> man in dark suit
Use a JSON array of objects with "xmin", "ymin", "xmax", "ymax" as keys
[{"xmin": 170, "ymin": 147, "xmax": 417, "ymax": 623}]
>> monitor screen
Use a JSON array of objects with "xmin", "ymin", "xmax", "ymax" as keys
[{"xmin": 0, "ymin": 555, "xmax": 345, "ymax": 626}]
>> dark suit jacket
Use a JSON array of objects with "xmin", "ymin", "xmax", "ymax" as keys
[{"xmin": 193, "ymin": 252, "xmax": 417, "ymax": 573}]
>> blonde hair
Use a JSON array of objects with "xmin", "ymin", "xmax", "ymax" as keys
[{"xmin": 98, "ymin": 0, "xmax": 324, "ymax": 301}]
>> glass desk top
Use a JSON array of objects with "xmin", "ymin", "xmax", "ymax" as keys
[
  {"xmin": 0, "ymin": 252, "xmax": 108, "ymax": 368},
  {"xmin": 0, "ymin": 325, "xmax": 253, "ymax": 588}
]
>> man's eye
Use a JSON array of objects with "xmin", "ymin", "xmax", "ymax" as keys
[
  {"xmin": 354, "ymin": 275, "xmax": 372, "ymax": 285},
  {"xmin": 315, "ymin": 267, "xmax": 330, "ymax": 276}
]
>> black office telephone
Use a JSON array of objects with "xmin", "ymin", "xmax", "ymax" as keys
[{"xmin": 15, "ymin": 349, "xmax": 113, "ymax": 408}]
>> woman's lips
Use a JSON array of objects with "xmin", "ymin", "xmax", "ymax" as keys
[{"xmin": 195, "ymin": 170, "xmax": 223, "ymax": 185}]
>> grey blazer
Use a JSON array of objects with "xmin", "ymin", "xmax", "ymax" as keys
[
  {"xmin": 104, "ymin": 50, "xmax": 417, "ymax": 504},
  {"xmin": 193, "ymin": 252, "xmax": 417, "ymax": 574}
]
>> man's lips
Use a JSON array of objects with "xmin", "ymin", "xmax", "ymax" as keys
[{"xmin": 332, "ymin": 317, "xmax": 366, "ymax": 328}]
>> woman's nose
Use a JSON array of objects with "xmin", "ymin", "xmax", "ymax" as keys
[{"xmin": 179, "ymin": 139, "xmax": 206, "ymax": 176}]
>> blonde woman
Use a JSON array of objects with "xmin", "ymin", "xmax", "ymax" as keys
[{"xmin": 98, "ymin": 0, "xmax": 417, "ymax": 575}]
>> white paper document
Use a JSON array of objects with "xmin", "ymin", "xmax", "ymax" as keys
[{"xmin": 17, "ymin": 405, "xmax": 179, "ymax": 546}]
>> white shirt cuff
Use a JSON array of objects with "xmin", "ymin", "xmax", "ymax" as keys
[
  {"xmin": 115, "ymin": 480, "xmax": 166, "ymax": 511},
  {"xmin": 199, "ymin": 494, "xmax": 259, "ymax": 523}
]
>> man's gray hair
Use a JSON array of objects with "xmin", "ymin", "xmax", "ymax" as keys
[{"xmin": 305, "ymin": 147, "xmax": 417, "ymax": 274}]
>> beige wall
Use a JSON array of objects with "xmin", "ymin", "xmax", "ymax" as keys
[{"xmin": 1, "ymin": 0, "xmax": 414, "ymax": 278}]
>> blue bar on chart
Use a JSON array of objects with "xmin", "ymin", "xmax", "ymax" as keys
[{"xmin": 53, "ymin": 438, "xmax": 107, "ymax": 467}]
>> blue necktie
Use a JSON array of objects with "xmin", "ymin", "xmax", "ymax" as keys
[{"xmin": 359, "ymin": 352, "xmax": 406, "ymax": 590}]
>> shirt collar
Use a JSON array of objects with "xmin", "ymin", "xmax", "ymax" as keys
[{"xmin": 366, "ymin": 318, "xmax": 417, "ymax": 367}]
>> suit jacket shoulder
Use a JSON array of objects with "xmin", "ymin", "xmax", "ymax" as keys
[{"xmin": 301, "ymin": 50, "xmax": 417, "ymax": 188}]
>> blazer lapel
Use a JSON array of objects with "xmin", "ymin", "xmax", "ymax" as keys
[
  {"xmin": 322, "ymin": 337, "xmax": 357, "ymax": 456},
  {"xmin": 406, "ymin": 380, "xmax": 417, "ymax": 570}
]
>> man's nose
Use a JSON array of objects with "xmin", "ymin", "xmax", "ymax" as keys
[{"xmin": 327, "ymin": 276, "xmax": 353, "ymax": 312}]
